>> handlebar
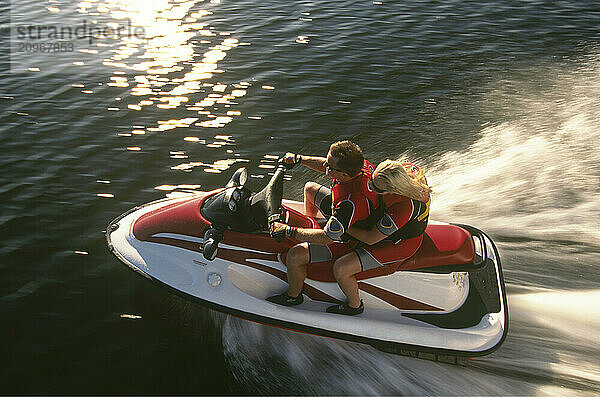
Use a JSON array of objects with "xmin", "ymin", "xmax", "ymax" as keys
[
  {"xmin": 249, "ymin": 162, "xmax": 287, "ymax": 227},
  {"xmin": 202, "ymin": 156, "xmax": 291, "ymax": 260}
]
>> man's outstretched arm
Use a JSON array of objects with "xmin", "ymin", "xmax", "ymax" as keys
[{"xmin": 283, "ymin": 152, "xmax": 327, "ymax": 173}]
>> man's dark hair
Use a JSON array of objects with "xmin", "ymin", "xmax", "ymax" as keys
[{"xmin": 329, "ymin": 140, "xmax": 364, "ymax": 176}]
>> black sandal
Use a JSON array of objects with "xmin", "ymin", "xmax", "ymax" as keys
[
  {"xmin": 326, "ymin": 300, "xmax": 364, "ymax": 316},
  {"xmin": 266, "ymin": 291, "xmax": 303, "ymax": 306}
]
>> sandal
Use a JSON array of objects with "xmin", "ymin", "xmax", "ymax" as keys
[
  {"xmin": 266, "ymin": 291, "xmax": 303, "ymax": 306},
  {"xmin": 326, "ymin": 300, "xmax": 364, "ymax": 316}
]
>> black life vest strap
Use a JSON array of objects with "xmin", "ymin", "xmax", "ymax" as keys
[{"xmin": 386, "ymin": 198, "xmax": 429, "ymax": 242}]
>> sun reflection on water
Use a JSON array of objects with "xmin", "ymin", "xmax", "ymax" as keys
[{"xmin": 72, "ymin": 0, "xmax": 256, "ymax": 181}]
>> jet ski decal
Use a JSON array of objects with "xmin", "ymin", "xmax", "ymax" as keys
[
  {"xmin": 146, "ymin": 234, "xmax": 341, "ymax": 304},
  {"xmin": 146, "ymin": 234, "xmax": 440, "ymax": 311},
  {"xmin": 358, "ymin": 282, "xmax": 442, "ymax": 311}
]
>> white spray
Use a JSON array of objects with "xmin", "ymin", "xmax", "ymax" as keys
[{"xmin": 428, "ymin": 55, "xmax": 600, "ymax": 245}]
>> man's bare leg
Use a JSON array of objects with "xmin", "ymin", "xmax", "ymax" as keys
[
  {"xmin": 303, "ymin": 182, "xmax": 322, "ymax": 217},
  {"xmin": 332, "ymin": 252, "xmax": 362, "ymax": 308},
  {"xmin": 285, "ymin": 243, "xmax": 310, "ymax": 297}
]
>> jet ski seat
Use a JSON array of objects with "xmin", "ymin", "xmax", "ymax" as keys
[
  {"xmin": 400, "ymin": 224, "xmax": 476, "ymax": 271},
  {"xmin": 304, "ymin": 224, "xmax": 476, "ymax": 282}
]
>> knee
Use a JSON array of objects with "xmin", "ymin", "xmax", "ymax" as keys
[
  {"xmin": 333, "ymin": 254, "xmax": 360, "ymax": 280},
  {"xmin": 286, "ymin": 243, "xmax": 309, "ymax": 268},
  {"xmin": 304, "ymin": 181, "xmax": 320, "ymax": 196},
  {"xmin": 332, "ymin": 258, "xmax": 350, "ymax": 280}
]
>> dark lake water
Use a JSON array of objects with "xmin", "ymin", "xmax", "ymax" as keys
[{"xmin": 2, "ymin": 0, "xmax": 599, "ymax": 394}]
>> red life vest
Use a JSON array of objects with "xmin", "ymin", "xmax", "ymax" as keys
[
  {"xmin": 330, "ymin": 159, "xmax": 378, "ymax": 211},
  {"xmin": 379, "ymin": 193, "xmax": 431, "ymax": 241}
]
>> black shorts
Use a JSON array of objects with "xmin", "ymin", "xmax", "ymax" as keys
[{"xmin": 313, "ymin": 184, "xmax": 332, "ymax": 217}]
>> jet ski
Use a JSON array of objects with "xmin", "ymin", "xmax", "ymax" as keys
[{"xmin": 106, "ymin": 161, "xmax": 508, "ymax": 363}]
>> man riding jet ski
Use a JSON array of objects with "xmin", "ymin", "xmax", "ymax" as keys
[
  {"xmin": 106, "ymin": 150, "xmax": 508, "ymax": 360},
  {"xmin": 266, "ymin": 141, "xmax": 380, "ymax": 313}
]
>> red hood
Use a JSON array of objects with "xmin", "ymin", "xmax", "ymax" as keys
[
  {"xmin": 132, "ymin": 190, "xmax": 294, "ymax": 253},
  {"xmin": 132, "ymin": 192, "xmax": 215, "ymax": 241}
]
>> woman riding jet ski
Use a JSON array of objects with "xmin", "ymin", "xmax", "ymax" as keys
[
  {"xmin": 267, "ymin": 152, "xmax": 433, "ymax": 318},
  {"xmin": 106, "ymin": 156, "xmax": 508, "ymax": 362}
]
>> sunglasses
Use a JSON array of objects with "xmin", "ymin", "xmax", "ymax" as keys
[
  {"xmin": 369, "ymin": 177, "xmax": 386, "ymax": 194},
  {"xmin": 324, "ymin": 161, "xmax": 345, "ymax": 173}
]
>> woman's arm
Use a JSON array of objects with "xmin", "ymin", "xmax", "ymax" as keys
[
  {"xmin": 270, "ymin": 222, "xmax": 334, "ymax": 244},
  {"xmin": 346, "ymin": 224, "xmax": 388, "ymax": 245},
  {"xmin": 294, "ymin": 227, "xmax": 334, "ymax": 245}
]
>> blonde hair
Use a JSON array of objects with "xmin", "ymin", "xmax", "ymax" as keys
[{"xmin": 373, "ymin": 159, "xmax": 431, "ymax": 202}]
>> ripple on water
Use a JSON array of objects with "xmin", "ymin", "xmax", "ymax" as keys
[{"xmin": 3, "ymin": 0, "xmax": 600, "ymax": 394}]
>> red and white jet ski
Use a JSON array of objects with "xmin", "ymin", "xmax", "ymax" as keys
[{"xmin": 106, "ymin": 163, "xmax": 508, "ymax": 362}]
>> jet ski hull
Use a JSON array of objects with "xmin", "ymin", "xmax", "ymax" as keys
[{"xmin": 106, "ymin": 193, "xmax": 508, "ymax": 359}]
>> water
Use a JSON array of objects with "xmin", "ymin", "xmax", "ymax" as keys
[{"xmin": 1, "ymin": 0, "xmax": 599, "ymax": 394}]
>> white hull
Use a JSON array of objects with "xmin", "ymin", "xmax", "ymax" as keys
[{"xmin": 107, "ymin": 194, "xmax": 508, "ymax": 358}]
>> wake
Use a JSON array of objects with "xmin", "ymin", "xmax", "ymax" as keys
[{"xmin": 427, "ymin": 54, "xmax": 600, "ymax": 245}]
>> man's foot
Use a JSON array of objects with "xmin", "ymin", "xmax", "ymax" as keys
[
  {"xmin": 266, "ymin": 291, "xmax": 303, "ymax": 306},
  {"xmin": 326, "ymin": 300, "xmax": 364, "ymax": 316}
]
